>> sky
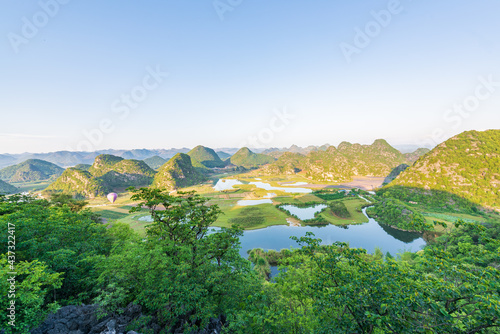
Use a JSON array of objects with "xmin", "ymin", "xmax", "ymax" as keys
[{"xmin": 1, "ymin": 0, "xmax": 499, "ymax": 154}]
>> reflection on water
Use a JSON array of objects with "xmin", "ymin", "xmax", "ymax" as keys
[
  {"xmin": 213, "ymin": 179, "xmax": 243, "ymax": 191},
  {"xmin": 281, "ymin": 204, "xmax": 327, "ymax": 220},
  {"xmin": 225, "ymin": 207, "xmax": 426, "ymax": 257}
]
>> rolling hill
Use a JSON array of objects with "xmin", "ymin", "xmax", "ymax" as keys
[
  {"xmin": 45, "ymin": 168, "xmax": 109, "ymax": 199},
  {"xmin": 0, "ymin": 179, "xmax": 18, "ymax": 194},
  {"xmin": 46, "ymin": 154, "xmax": 157, "ymax": 197},
  {"xmin": 187, "ymin": 145, "xmax": 226, "ymax": 168},
  {"xmin": 0, "ymin": 159, "xmax": 64, "ymax": 182},
  {"xmin": 385, "ymin": 129, "xmax": 500, "ymax": 211},
  {"xmin": 230, "ymin": 147, "xmax": 275, "ymax": 168},
  {"xmin": 152, "ymin": 153, "xmax": 206, "ymax": 190}
]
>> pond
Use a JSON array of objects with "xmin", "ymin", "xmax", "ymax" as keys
[
  {"xmin": 237, "ymin": 199, "xmax": 273, "ymax": 206},
  {"xmin": 249, "ymin": 181, "xmax": 312, "ymax": 194},
  {"xmin": 213, "ymin": 179, "xmax": 243, "ymax": 191},
  {"xmin": 231, "ymin": 208, "xmax": 426, "ymax": 257},
  {"xmin": 280, "ymin": 204, "xmax": 327, "ymax": 220}
]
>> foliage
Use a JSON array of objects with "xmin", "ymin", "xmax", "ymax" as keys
[
  {"xmin": 0, "ymin": 179, "xmax": 18, "ymax": 195},
  {"xmin": 95, "ymin": 188, "xmax": 256, "ymax": 331},
  {"xmin": 367, "ymin": 198, "xmax": 431, "ymax": 231},
  {"xmin": 328, "ymin": 200, "xmax": 351, "ymax": 218},
  {"xmin": 0, "ymin": 258, "xmax": 62, "ymax": 334},
  {"xmin": 312, "ymin": 189, "xmax": 346, "ymax": 201},
  {"xmin": 0, "ymin": 194, "xmax": 114, "ymax": 305}
]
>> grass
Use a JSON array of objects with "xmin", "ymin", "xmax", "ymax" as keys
[
  {"xmin": 11, "ymin": 180, "xmax": 53, "ymax": 193},
  {"xmin": 214, "ymin": 203, "xmax": 289, "ymax": 230},
  {"xmin": 318, "ymin": 198, "xmax": 369, "ymax": 225}
]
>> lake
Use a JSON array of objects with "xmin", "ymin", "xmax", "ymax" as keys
[{"xmin": 232, "ymin": 208, "xmax": 426, "ymax": 257}]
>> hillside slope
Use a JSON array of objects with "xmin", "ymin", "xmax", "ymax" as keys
[
  {"xmin": 187, "ymin": 146, "xmax": 225, "ymax": 168},
  {"xmin": 45, "ymin": 168, "xmax": 109, "ymax": 198},
  {"xmin": 0, "ymin": 180, "xmax": 18, "ymax": 194},
  {"xmin": 0, "ymin": 159, "xmax": 64, "ymax": 182},
  {"xmin": 230, "ymin": 148, "xmax": 275, "ymax": 168},
  {"xmin": 152, "ymin": 153, "xmax": 206, "ymax": 190},
  {"xmin": 47, "ymin": 154, "xmax": 156, "ymax": 197},
  {"xmin": 387, "ymin": 129, "xmax": 500, "ymax": 210}
]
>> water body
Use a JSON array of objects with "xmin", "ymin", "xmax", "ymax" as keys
[
  {"xmin": 233, "ymin": 208, "xmax": 425, "ymax": 257},
  {"xmin": 249, "ymin": 181, "xmax": 312, "ymax": 194},
  {"xmin": 213, "ymin": 179, "xmax": 243, "ymax": 191},
  {"xmin": 281, "ymin": 204, "xmax": 327, "ymax": 220},
  {"xmin": 282, "ymin": 181, "xmax": 308, "ymax": 186},
  {"xmin": 237, "ymin": 199, "xmax": 273, "ymax": 206}
]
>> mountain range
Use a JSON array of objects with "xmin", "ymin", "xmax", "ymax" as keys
[{"xmin": 262, "ymin": 139, "xmax": 427, "ymax": 182}]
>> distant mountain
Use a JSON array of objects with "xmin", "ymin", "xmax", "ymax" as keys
[
  {"xmin": 0, "ymin": 148, "xmax": 192, "ymax": 168},
  {"xmin": 0, "ymin": 154, "xmax": 17, "ymax": 169},
  {"xmin": 0, "ymin": 179, "xmax": 18, "ymax": 194},
  {"xmin": 386, "ymin": 129, "xmax": 500, "ymax": 211},
  {"xmin": 263, "ymin": 139, "xmax": 419, "ymax": 182},
  {"xmin": 47, "ymin": 154, "xmax": 156, "ymax": 197},
  {"xmin": 143, "ymin": 156, "xmax": 167, "ymax": 170},
  {"xmin": 230, "ymin": 147, "xmax": 275, "ymax": 168},
  {"xmin": 0, "ymin": 159, "xmax": 64, "ymax": 183},
  {"xmin": 46, "ymin": 168, "xmax": 109, "ymax": 199},
  {"xmin": 403, "ymin": 148, "xmax": 431, "ymax": 164},
  {"xmin": 152, "ymin": 153, "xmax": 206, "ymax": 190},
  {"xmin": 216, "ymin": 151, "xmax": 232, "ymax": 160},
  {"xmin": 187, "ymin": 146, "xmax": 225, "ymax": 168},
  {"xmin": 262, "ymin": 144, "xmax": 328, "ymax": 157}
]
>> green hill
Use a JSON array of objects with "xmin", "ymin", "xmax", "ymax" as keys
[
  {"xmin": 45, "ymin": 168, "xmax": 109, "ymax": 198},
  {"xmin": 89, "ymin": 154, "xmax": 155, "ymax": 177},
  {"xmin": 230, "ymin": 147, "xmax": 275, "ymax": 168},
  {"xmin": 73, "ymin": 164, "xmax": 91, "ymax": 171},
  {"xmin": 143, "ymin": 156, "xmax": 167, "ymax": 170},
  {"xmin": 386, "ymin": 129, "xmax": 500, "ymax": 211},
  {"xmin": 152, "ymin": 153, "xmax": 206, "ymax": 190},
  {"xmin": 46, "ymin": 154, "xmax": 156, "ymax": 197},
  {"xmin": 0, "ymin": 159, "xmax": 64, "ymax": 182},
  {"xmin": 187, "ymin": 145, "xmax": 225, "ymax": 168},
  {"xmin": 0, "ymin": 180, "xmax": 18, "ymax": 194}
]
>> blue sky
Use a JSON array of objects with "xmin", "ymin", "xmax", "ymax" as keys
[{"xmin": 1, "ymin": 0, "xmax": 499, "ymax": 153}]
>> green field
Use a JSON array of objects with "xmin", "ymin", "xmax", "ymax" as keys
[
  {"xmin": 318, "ymin": 198, "xmax": 369, "ymax": 225},
  {"xmin": 11, "ymin": 180, "xmax": 53, "ymax": 193}
]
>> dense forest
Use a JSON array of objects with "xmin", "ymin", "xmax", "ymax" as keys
[{"xmin": 1, "ymin": 190, "xmax": 499, "ymax": 333}]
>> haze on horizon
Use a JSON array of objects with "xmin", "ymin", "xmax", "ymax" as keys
[{"xmin": 1, "ymin": 1, "xmax": 499, "ymax": 154}]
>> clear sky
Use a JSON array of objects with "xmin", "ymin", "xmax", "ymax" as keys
[{"xmin": 1, "ymin": 0, "xmax": 499, "ymax": 154}]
